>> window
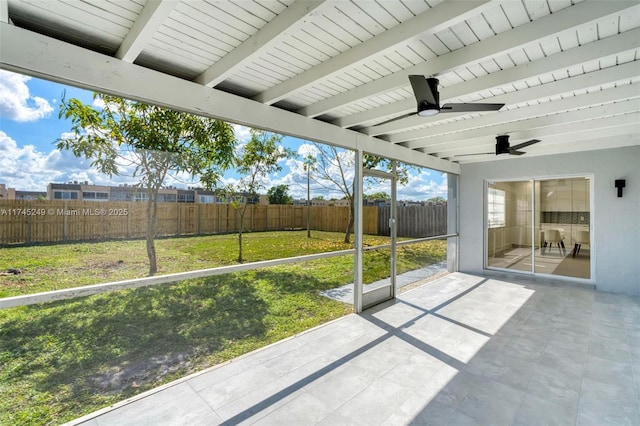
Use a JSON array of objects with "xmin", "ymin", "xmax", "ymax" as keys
[
  {"xmin": 199, "ymin": 195, "xmax": 214, "ymax": 203},
  {"xmin": 82, "ymin": 191, "xmax": 109, "ymax": 201},
  {"xmin": 53, "ymin": 190, "xmax": 79, "ymax": 200},
  {"xmin": 157, "ymin": 194, "xmax": 177, "ymax": 203},
  {"xmin": 178, "ymin": 193, "xmax": 194, "ymax": 203},
  {"xmin": 487, "ymin": 187, "xmax": 505, "ymax": 228},
  {"xmin": 133, "ymin": 192, "xmax": 148, "ymax": 202}
]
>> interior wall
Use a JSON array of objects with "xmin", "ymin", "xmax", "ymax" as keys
[{"xmin": 459, "ymin": 145, "xmax": 640, "ymax": 295}]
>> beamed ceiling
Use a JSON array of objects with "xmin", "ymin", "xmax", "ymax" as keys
[{"xmin": 1, "ymin": 0, "xmax": 639, "ymax": 175}]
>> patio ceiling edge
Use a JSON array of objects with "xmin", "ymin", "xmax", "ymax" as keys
[{"xmin": 0, "ymin": 23, "xmax": 460, "ymax": 175}]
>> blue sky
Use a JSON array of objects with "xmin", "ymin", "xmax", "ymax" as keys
[{"xmin": 0, "ymin": 70, "xmax": 447, "ymax": 200}]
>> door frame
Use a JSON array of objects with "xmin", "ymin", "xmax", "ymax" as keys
[
  {"xmin": 484, "ymin": 174, "xmax": 594, "ymax": 283},
  {"xmin": 354, "ymin": 152, "xmax": 398, "ymax": 312}
]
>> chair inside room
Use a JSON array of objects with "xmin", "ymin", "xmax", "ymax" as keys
[
  {"xmin": 573, "ymin": 230, "xmax": 590, "ymax": 257},
  {"xmin": 542, "ymin": 229, "xmax": 566, "ymax": 256}
]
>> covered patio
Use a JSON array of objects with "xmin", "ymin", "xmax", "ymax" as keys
[
  {"xmin": 70, "ymin": 272, "xmax": 640, "ymax": 425},
  {"xmin": 1, "ymin": 0, "xmax": 639, "ymax": 424}
]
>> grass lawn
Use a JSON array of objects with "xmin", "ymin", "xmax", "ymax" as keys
[{"xmin": 0, "ymin": 231, "xmax": 446, "ymax": 425}]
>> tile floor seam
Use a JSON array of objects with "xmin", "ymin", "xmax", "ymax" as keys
[
  {"xmin": 376, "ymin": 362, "xmax": 452, "ymax": 426},
  {"xmin": 184, "ymin": 379, "xmax": 220, "ymax": 421},
  {"xmin": 623, "ymin": 313, "xmax": 640, "ymax": 410},
  {"xmin": 511, "ymin": 319, "xmax": 565, "ymax": 426},
  {"xmin": 575, "ymin": 296, "xmax": 595, "ymax": 425}
]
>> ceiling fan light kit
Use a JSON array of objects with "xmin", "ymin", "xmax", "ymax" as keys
[
  {"xmin": 380, "ymin": 75, "xmax": 506, "ymax": 125},
  {"xmin": 418, "ymin": 107, "xmax": 440, "ymax": 116}
]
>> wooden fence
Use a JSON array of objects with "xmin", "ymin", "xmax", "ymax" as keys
[
  {"xmin": 0, "ymin": 201, "xmax": 446, "ymax": 245},
  {"xmin": 0, "ymin": 201, "xmax": 379, "ymax": 245},
  {"xmin": 377, "ymin": 204, "xmax": 447, "ymax": 238}
]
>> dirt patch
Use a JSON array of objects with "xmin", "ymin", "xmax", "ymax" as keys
[
  {"xmin": 90, "ymin": 352, "xmax": 192, "ymax": 394},
  {"xmin": 398, "ymin": 271, "xmax": 449, "ymax": 294}
]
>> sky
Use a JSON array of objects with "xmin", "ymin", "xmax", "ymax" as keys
[{"xmin": 0, "ymin": 70, "xmax": 447, "ymax": 201}]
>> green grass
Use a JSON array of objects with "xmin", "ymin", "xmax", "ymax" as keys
[
  {"xmin": 0, "ymin": 231, "xmax": 446, "ymax": 425},
  {"xmin": 1, "ymin": 231, "xmax": 390, "ymax": 297}
]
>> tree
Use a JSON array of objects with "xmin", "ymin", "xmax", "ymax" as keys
[
  {"xmin": 427, "ymin": 196, "xmax": 446, "ymax": 204},
  {"xmin": 227, "ymin": 129, "xmax": 294, "ymax": 263},
  {"xmin": 303, "ymin": 155, "xmax": 316, "ymax": 238},
  {"xmin": 267, "ymin": 184, "xmax": 293, "ymax": 205},
  {"xmin": 310, "ymin": 143, "xmax": 414, "ymax": 243},
  {"xmin": 57, "ymin": 93, "xmax": 236, "ymax": 275},
  {"xmin": 309, "ymin": 144, "xmax": 355, "ymax": 243},
  {"xmin": 364, "ymin": 191, "xmax": 390, "ymax": 201}
]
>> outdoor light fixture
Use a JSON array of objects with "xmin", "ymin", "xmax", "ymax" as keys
[{"xmin": 615, "ymin": 179, "xmax": 626, "ymax": 197}]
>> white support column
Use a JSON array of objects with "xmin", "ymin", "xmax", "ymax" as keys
[
  {"xmin": 447, "ymin": 173, "xmax": 459, "ymax": 273},
  {"xmin": 390, "ymin": 160, "xmax": 397, "ymax": 298},
  {"xmin": 353, "ymin": 149, "xmax": 364, "ymax": 313}
]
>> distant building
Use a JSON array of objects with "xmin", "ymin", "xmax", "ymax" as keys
[
  {"xmin": 16, "ymin": 191, "xmax": 47, "ymax": 200},
  {"xmin": 44, "ymin": 182, "xmax": 268, "ymax": 204},
  {"xmin": 0, "ymin": 184, "xmax": 44, "ymax": 200},
  {"xmin": 0, "ymin": 184, "xmax": 16, "ymax": 200}
]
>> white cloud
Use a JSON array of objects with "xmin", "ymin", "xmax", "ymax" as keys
[
  {"xmin": 0, "ymin": 131, "xmax": 65, "ymax": 190},
  {"xmin": 92, "ymin": 97, "xmax": 105, "ymax": 108},
  {"xmin": 0, "ymin": 70, "xmax": 54, "ymax": 122},
  {"xmin": 0, "ymin": 131, "xmax": 140, "ymax": 191},
  {"xmin": 232, "ymin": 124, "xmax": 251, "ymax": 142}
]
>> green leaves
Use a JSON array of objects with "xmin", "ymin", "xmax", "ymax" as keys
[
  {"xmin": 56, "ymin": 93, "xmax": 237, "ymax": 185},
  {"xmin": 267, "ymin": 185, "xmax": 293, "ymax": 205}
]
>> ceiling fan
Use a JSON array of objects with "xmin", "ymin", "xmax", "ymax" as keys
[
  {"xmin": 494, "ymin": 134, "xmax": 541, "ymax": 155},
  {"xmin": 449, "ymin": 135, "xmax": 541, "ymax": 159},
  {"xmin": 378, "ymin": 75, "xmax": 505, "ymax": 125}
]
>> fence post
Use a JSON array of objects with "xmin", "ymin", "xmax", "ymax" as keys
[
  {"xmin": 25, "ymin": 200, "xmax": 31, "ymax": 243},
  {"xmin": 63, "ymin": 201, "xmax": 68, "ymax": 242}
]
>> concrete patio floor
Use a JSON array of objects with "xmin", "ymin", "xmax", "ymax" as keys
[{"xmin": 70, "ymin": 272, "xmax": 640, "ymax": 425}]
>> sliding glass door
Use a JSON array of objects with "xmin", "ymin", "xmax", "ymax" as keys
[
  {"xmin": 487, "ymin": 181, "xmax": 533, "ymax": 272},
  {"xmin": 486, "ymin": 177, "xmax": 591, "ymax": 280}
]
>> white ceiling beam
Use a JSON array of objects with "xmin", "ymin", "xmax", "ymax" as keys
[
  {"xmin": 452, "ymin": 129, "xmax": 639, "ymax": 163},
  {"xmin": 195, "ymin": 0, "xmax": 325, "ymax": 88},
  {"xmin": 409, "ymin": 100, "xmax": 640, "ymax": 151},
  {"xmin": 254, "ymin": 0, "xmax": 494, "ymax": 105},
  {"xmin": 368, "ymin": 59, "xmax": 640, "ymax": 136},
  {"xmin": 300, "ymin": 0, "xmax": 639, "ymax": 118},
  {"xmin": 115, "ymin": 0, "xmax": 177, "ymax": 63},
  {"xmin": 0, "ymin": 23, "xmax": 460, "ymax": 175},
  {"xmin": 434, "ymin": 114, "xmax": 640, "ymax": 157},
  {"xmin": 0, "ymin": 0, "xmax": 8, "ymax": 24},
  {"xmin": 518, "ymin": 129, "xmax": 639, "ymax": 155},
  {"xmin": 390, "ymin": 83, "xmax": 640, "ymax": 145},
  {"xmin": 335, "ymin": 28, "xmax": 640, "ymax": 129}
]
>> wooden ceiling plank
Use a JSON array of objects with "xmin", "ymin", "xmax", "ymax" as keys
[
  {"xmin": 194, "ymin": 0, "xmax": 325, "ymax": 87},
  {"xmin": 116, "ymin": 0, "xmax": 176, "ymax": 62},
  {"xmin": 334, "ymin": 26, "xmax": 640, "ymax": 129},
  {"xmin": 300, "ymin": 0, "xmax": 636, "ymax": 118},
  {"xmin": 255, "ymin": 0, "xmax": 493, "ymax": 105}
]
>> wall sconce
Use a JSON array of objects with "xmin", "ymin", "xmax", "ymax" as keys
[{"xmin": 615, "ymin": 179, "xmax": 626, "ymax": 197}]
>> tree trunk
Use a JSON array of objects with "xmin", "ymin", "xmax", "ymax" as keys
[
  {"xmin": 146, "ymin": 197, "xmax": 158, "ymax": 275},
  {"xmin": 237, "ymin": 202, "xmax": 248, "ymax": 263},
  {"xmin": 344, "ymin": 200, "xmax": 354, "ymax": 244}
]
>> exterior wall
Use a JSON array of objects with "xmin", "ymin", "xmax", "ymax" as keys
[
  {"xmin": 459, "ymin": 145, "xmax": 640, "ymax": 296},
  {"xmin": 0, "ymin": 184, "xmax": 17, "ymax": 199}
]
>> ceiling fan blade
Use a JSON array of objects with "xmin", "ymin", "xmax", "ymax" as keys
[
  {"xmin": 510, "ymin": 139, "xmax": 541, "ymax": 150},
  {"xmin": 440, "ymin": 103, "xmax": 505, "ymax": 113},
  {"xmin": 375, "ymin": 112, "xmax": 417, "ymax": 126},
  {"xmin": 508, "ymin": 150, "xmax": 526, "ymax": 156},
  {"xmin": 408, "ymin": 75, "xmax": 438, "ymax": 106}
]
